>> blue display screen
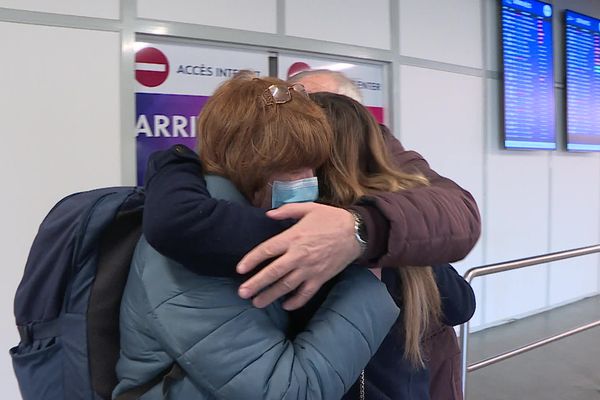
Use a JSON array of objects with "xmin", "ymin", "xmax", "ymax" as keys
[
  {"xmin": 501, "ymin": 0, "xmax": 556, "ymax": 150},
  {"xmin": 565, "ymin": 10, "xmax": 600, "ymax": 151}
]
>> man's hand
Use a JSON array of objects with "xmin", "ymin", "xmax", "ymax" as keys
[{"xmin": 236, "ymin": 202, "xmax": 362, "ymax": 310}]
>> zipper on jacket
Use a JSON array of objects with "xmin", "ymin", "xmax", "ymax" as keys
[{"xmin": 359, "ymin": 370, "xmax": 365, "ymax": 400}]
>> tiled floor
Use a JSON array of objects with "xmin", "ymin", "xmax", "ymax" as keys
[{"xmin": 466, "ymin": 295, "xmax": 600, "ymax": 400}]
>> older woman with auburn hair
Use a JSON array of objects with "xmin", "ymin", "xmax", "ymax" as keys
[{"xmin": 112, "ymin": 74, "xmax": 399, "ymax": 400}]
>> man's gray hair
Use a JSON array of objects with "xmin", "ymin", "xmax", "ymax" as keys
[{"xmin": 289, "ymin": 69, "xmax": 363, "ymax": 103}]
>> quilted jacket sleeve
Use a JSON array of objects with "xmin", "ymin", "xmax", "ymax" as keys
[
  {"xmin": 148, "ymin": 265, "xmax": 399, "ymax": 400},
  {"xmin": 143, "ymin": 145, "xmax": 291, "ymax": 276},
  {"xmin": 351, "ymin": 126, "xmax": 481, "ymax": 267}
]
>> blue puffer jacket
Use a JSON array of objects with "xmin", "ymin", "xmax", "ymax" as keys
[{"xmin": 113, "ymin": 177, "xmax": 400, "ymax": 400}]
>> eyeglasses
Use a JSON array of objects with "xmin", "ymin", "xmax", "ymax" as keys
[{"xmin": 261, "ymin": 83, "xmax": 309, "ymax": 106}]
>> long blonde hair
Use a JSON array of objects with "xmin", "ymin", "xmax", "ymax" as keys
[{"xmin": 311, "ymin": 92, "xmax": 441, "ymax": 368}]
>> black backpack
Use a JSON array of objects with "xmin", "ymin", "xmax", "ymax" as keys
[{"xmin": 10, "ymin": 187, "xmax": 147, "ymax": 399}]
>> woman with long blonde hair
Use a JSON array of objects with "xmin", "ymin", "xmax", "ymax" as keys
[
  {"xmin": 312, "ymin": 91, "xmax": 441, "ymax": 368},
  {"xmin": 311, "ymin": 91, "xmax": 474, "ymax": 399}
]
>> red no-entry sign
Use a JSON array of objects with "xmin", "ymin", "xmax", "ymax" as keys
[{"xmin": 135, "ymin": 47, "xmax": 169, "ymax": 87}]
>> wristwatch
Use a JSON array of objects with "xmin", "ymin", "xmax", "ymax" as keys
[{"xmin": 348, "ymin": 210, "xmax": 368, "ymax": 254}]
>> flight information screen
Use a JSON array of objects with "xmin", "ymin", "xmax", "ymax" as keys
[
  {"xmin": 565, "ymin": 10, "xmax": 600, "ymax": 151},
  {"xmin": 501, "ymin": 0, "xmax": 555, "ymax": 150}
]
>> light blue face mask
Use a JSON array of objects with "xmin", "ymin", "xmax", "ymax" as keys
[{"xmin": 271, "ymin": 177, "xmax": 319, "ymax": 208}]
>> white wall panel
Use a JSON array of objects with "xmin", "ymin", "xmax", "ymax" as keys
[
  {"xmin": 285, "ymin": 0, "xmax": 390, "ymax": 49},
  {"xmin": 483, "ymin": 75, "xmax": 550, "ymax": 325},
  {"xmin": 399, "ymin": 0, "xmax": 483, "ymax": 68},
  {"xmin": 548, "ymin": 153, "xmax": 600, "ymax": 305},
  {"xmin": 484, "ymin": 151, "xmax": 550, "ymax": 324},
  {"xmin": 138, "ymin": 0, "xmax": 277, "ymax": 33},
  {"xmin": 484, "ymin": 265, "xmax": 549, "ymax": 327},
  {"xmin": 399, "ymin": 65, "xmax": 484, "ymax": 211},
  {"xmin": 0, "ymin": 22, "xmax": 121, "ymax": 398},
  {"xmin": 0, "ymin": 0, "xmax": 119, "ymax": 19}
]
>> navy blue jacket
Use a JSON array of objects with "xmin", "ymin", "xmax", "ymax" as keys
[
  {"xmin": 343, "ymin": 265, "xmax": 475, "ymax": 400},
  {"xmin": 143, "ymin": 146, "xmax": 476, "ymax": 399},
  {"xmin": 143, "ymin": 145, "xmax": 294, "ymax": 275}
]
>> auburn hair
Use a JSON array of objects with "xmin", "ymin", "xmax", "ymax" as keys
[
  {"xmin": 197, "ymin": 72, "xmax": 333, "ymax": 201},
  {"xmin": 310, "ymin": 92, "xmax": 441, "ymax": 368}
]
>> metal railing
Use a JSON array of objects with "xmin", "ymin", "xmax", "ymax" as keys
[{"xmin": 459, "ymin": 244, "xmax": 600, "ymax": 398}]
